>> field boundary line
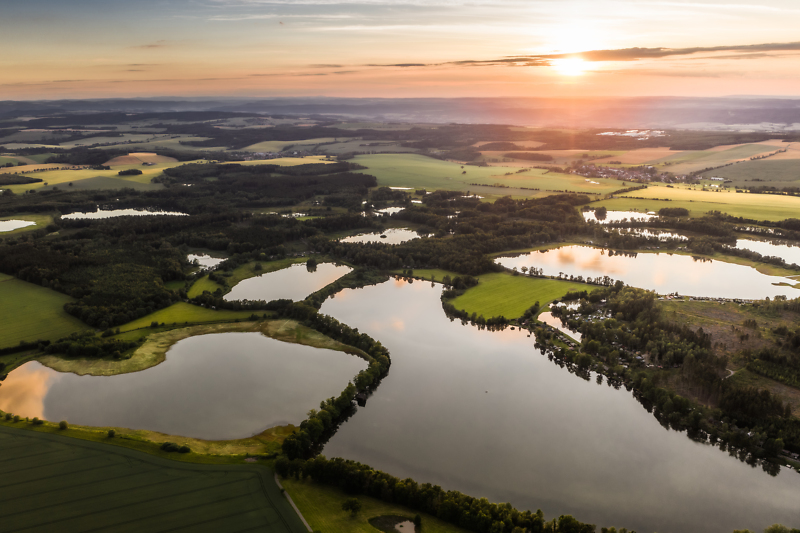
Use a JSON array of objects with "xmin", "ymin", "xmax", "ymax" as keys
[{"xmin": 274, "ymin": 473, "xmax": 312, "ymax": 532}]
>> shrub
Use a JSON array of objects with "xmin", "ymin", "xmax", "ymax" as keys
[
  {"xmin": 178, "ymin": 445, "xmax": 191, "ymax": 454},
  {"xmin": 59, "ymin": 420, "xmax": 68, "ymax": 430},
  {"xmin": 4, "ymin": 413, "xmax": 12, "ymax": 420},
  {"xmin": 32, "ymin": 417, "xmax": 44, "ymax": 426},
  {"xmin": 341, "ymin": 497, "xmax": 362, "ymax": 517},
  {"xmin": 108, "ymin": 429, "xmax": 116, "ymax": 438},
  {"xmin": 13, "ymin": 415, "xmax": 20, "ymax": 422}
]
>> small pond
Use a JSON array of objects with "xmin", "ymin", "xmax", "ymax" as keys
[
  {"xmin": 495, "ymin": 245, "xmax": 799, "ymax": 300},
  {"xmin": 320, "ymin": 280, "xmax": 800, "ymax": 533},
  {"xmin": 538, "ymin": 311, "xmax": 582, "ymax": 341},
  {"xmin": 340, "ymin": 228, "xmax": 423, "ymax": 245},
  {"xmin": 0, "ymin": 220, "xmax": 35, "ymax": 232},
  {"xmin": 374, "ymin": 207, "xmax": 405, "ymax": 215},
  {"xmin": 583, "ymin": 210, "xmax": 658, "ymax": 224},
  {"xmin": 736, "ymin": 239, "xmax": 800, "ymax": 266},
  {"xmin": 0, "ymin": 332, "xmax": 366, "ymax": 440},
  {"xmin": 224, "ymin": 262, "xmax": 352, "ymax": 302},
  {"xmin": 188, "ymin": 253, "xmax": 225, "ymax": 270},
  {"xmin": 62, "ymin": 208, "xmax": 188, "ymax": 220}
]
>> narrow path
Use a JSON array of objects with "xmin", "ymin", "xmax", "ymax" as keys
[
  {"xmin": 274, "ymin": 473, "xmax": 312, "ymax": 532},
  {"xmin": 724, "ymin": 369, "xmax": 735, "ymax": 379}
]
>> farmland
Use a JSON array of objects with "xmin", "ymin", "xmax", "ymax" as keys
[
  {"xmin": 0, "ymin": 274, "xmax": 87, "ymax": 348},
  {"xmin": 698, "ymin": 159, "xmax": 800, "ymax": 188},
  {"xmin": 599, "ymin": 183, "xmax": 800, "ymax": 221},
  {"xmin": 449, "ymin": 272, "xmax": 589, "ymax": 319},
  {"xmin": 188, "ymin": 257, "xmax": 308, "ymax": 298},
  {"xmin": 117, "ymin": 302, "xmax": 260, "ymax": 332},
  {"xmin": 242, "ymin": 138, "xmax": 347, "ymax": 153},
  {"xmin": 352, "ymin": 153, "xmax": 620, "ymax": 196},
  {"xmin": 0, "ymin": 426, "xmax": 307, "ymax": 533},
  {"xmin": 652, "ymin": 143, "xmax": 779, "ymax": 174}
]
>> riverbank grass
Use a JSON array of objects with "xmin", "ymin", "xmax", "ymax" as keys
[
  {"xmin": 282, "ymin": 477, "xmax": 469, "ymax": 533},
  {"xmin": 0, "ymin": 274, "xmax": 87, "ymax": 348},
  {"xmin": 119, "ymin": 301, "xmax": 260, "ymax": 332},
  {"xmin": 450, "ymin": 272, "xmax": 589, "ymax": 319}
]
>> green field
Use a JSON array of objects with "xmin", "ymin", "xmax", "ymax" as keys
[
  {"xmin": 118, "ymin": 302, "xmax": 262, "ymax": 332},
  {"xmin": 242, "ymin": 138, "xmax": 346, "ymax": 153},
  {"xmin": 653, "ymin": 144, "xmax": 777, "ymax": 174},
  {"xmin": 223, "ymin": 156, "xmax": 333, "ymax": 167},
  {"xmin": 319, "ymin": 140, "xmax": 419, "ymax": 155},
  {"xmin": 5, "ymin": 159, "xmax": 202, "ymax": 193},
  {"xmin": 282, "ymin": 477, "xmax": 468, "ymax": 533},
  {"xmin": 602, "ymin": 184, "xmax": 800, "ymax": 221},
  {"xmin": 0, "ymin": 426, "xmax": 307, "ymax": 533},
  {"xmin": 449, "ymin": 272, "xmax": 589, "ymax": 319},
  {"xmin": 0, "ymin": 275, "xmax": 87, "ymax": 348},
  {"xmin": 699, "ymin": 159, "xmax": 800, "ymax": 188},
  {"xmin": 187, "ymin": 257, "xmax": 308, "ymax": 298},
  {"xmin": 352, "ymin": 154, "xmax": 617, "ymax": 196}
]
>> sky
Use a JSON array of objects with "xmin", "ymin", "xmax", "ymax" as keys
[{"xmin": 3, "ymin": 0, "xmax": 800, "ymax": 99}]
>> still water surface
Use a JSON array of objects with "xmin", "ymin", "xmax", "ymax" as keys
[
  {"xmin": 62, "ymin": 208, "xmax": 188, "ymax": 220},
  {"xmin": 495, "ymin": 245, "xmax": 798, "ymax": 300},
  {"xmin": 0, "ymin": 220, "xmax": 35, "ymax": 232},
  {"xmin": 225, "ymin": 263, "xmax": 352, "ymax": 302},
  {"xmin": 188, "ymin": 253, "xmax": 224, "ymax": 270},
  {"xmin": 321, "ymin": 280, "xmax": 800, "ymax": 533},
  {"xmin": 340, "ymin": 228, "xmax": 422, "ymax": 245},
  {"xmin": 0, "ymin": 333, "xmax": 365, "ymax": 440},
  {"xmin": 737, "ymin": 239, "xmax": 800, "ymax": 266},
  {"xmin": 583, "ymin": 210, "xmax": 657, "ymax": 224}
]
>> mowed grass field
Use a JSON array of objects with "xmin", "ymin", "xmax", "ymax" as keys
[
  {"xmin": 4, "ymin": 159, "xmax": 200, "ymax": 193},
  {"xmin": 602, "ymin": 184, "xmax": 800, "ymax": 221},
  {"xmin": 352, "ymin": 154, "xmax": 618, "ymax": 196},
  {"xmin": 0, "ymin": 213, "xmax": 54, "ymax": 235},
  {"xmin": 699, "ymin": 159, "xmax": 800, "ymax": 188},
  {"xmin": 653, "ymin": 143, "xmax": 778, "ymax": 174},
  {"xmin": 450, "ymin": 272, "xmax": 589, "ymax": 319},
  {"xmin": 0, "ymin": 274, "xmax": 87, "ymax": 348},
  {"xmin": 0, "ymin": 426, "xmax": 307, "ymax": 533},
  {"xmin": 242, "ymin": 138, "xmax": 346, "ymax": 153},
  {"xmin": 118, "ymin": 302, "xmax": 262, "ymax": 332},
  {"xmin": 282, "ymin": 477, "xmax": 468, "ymax": 533}
]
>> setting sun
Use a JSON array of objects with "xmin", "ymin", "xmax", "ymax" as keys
[{"xmin": 551, "ymin": 57, "xmax": 589, "ymax": 76}]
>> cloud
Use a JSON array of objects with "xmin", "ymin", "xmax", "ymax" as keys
[
  {"xmin": 360, "ymin": 41, "xmax": 800, "ymax": 71},
  {"xmin": 132, "ymin": 40, "xmax": 171, "ymax": 49}
]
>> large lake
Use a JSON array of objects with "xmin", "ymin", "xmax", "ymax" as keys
[
  {"xmin": 224, "ymin": 263, "xmax": 352, "ymax": 302},
  {"xmin": 495, "ymin": 245, "xmax": 799, "ymax": 300},
  {"xmin": 0, "ymin": 332, "xmax": 365, "ymax": 440},
  {"xmin": 737, "ymin": 239, "xmax": 800, "ymax": 266},
  {"xmin": 320, "ymin": 280, "xmax": 800, "ymax": 533}
]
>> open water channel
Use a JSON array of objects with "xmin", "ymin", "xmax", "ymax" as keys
[
  {"xmin": 496, "ymin": 245, "xmax": 800, "ymax": 300},
  {"xmin": 320, "ymin": 280, "xmax": 800, "ymax": 533}
]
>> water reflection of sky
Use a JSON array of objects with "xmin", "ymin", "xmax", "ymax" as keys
[
  {"xmin": 496, "ymin": 245, "xmax": 799, "ymax": 300},
  {"xmin": 340, "ymin": 228, "xmax": 421, "ymax": 245},
  {"xmin": 62, "ymin": 208, "xmax": 188, "ymax": 220},
  {"xmin": 737, "ymin": 239, "xmax": 800, "ymax": 266},
  {"xmin": 0, "ymin": 220, "xmax": 36, "ymax": 232},
  {"xmin": 0, "ymin": 333, "xmax": 366, "ymax": 440},
  {"xmin": 187, "ymin": 253, "xmax": 224, "ymax": 269},
  {"xmin": 224, "ymin": 262, "xmax": 351, "ymax": 302},
  {"xmin": 582, "ymin": 210, "xmax": 657, "ymax": 224},
  {"xmin": 320, "ymin": 280, "xmax": 800, "ymax": 533}
]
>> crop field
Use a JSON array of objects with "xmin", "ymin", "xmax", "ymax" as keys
[
  {"xmin": 282, "ymin": 477, "xmax": 467, "ymax": 533},
  {"xmin": 0, "ymin": 426, "xmax": 307, "ymax": 533},
  {"xmin": 0, "ymin": 163, "xmax": 64, "ymax": 175},
  {"xmin": 474, "ymin": 140, "xmax": 545, "ymax": 149},
  {"xmin": 605, "ymin": 184, "xmax": 800, "ymax": 221},
  {"xmin": 698, "ymin": 159, "xmax": 800, "ymax": 188},
  {"xmin": 0, "ymin": 130, "xmax": 75, "ymax": 144},
  {"xmin": 0, "ymin": 275, "xmax": 87, "ymax": 348},
  {"xmin": 242, "ymin": 138, "xmax": 346, "ymax": 153},
  {"xmin": 59, "ymin": 134, "xmax": 159, "ymax": 148},
  {"xmin": 104, "ymin": 153, "xmax": 178, "ymax": 166},
  {"xmin": 118, "ymin": 302, "xmax": 261, "ymax": 332},
  {"xmin": 592, "ymin": 147, "xmax": 678, "ymax": 165},
  {"xmin": 319, "ymin": 140, "xmax": 418, "ymax": 155},
  {"xmin": 225, "ymin": 156, "xmax": 332, "ymax": 167},
  {"xmin": 449, "ymin": 272, "xmax": 589, "ymax": 319},
  {"xmin": 94, "ymin": 136, "xmax": 227, "ymax": 152},
  {"xmin": 5, "ymin": 160, "xmax": 201, "ymax": 193},
  {"xmin": 352, "ymin": 153, "xmax": 617, "ymax": 196},
  {"xmin": 479, "ymin": 150, "xmax": 624, "ymax": 167},
  {"xmin": 653, "ymin": 144, "xmax": 778, "ymax": 174}
]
